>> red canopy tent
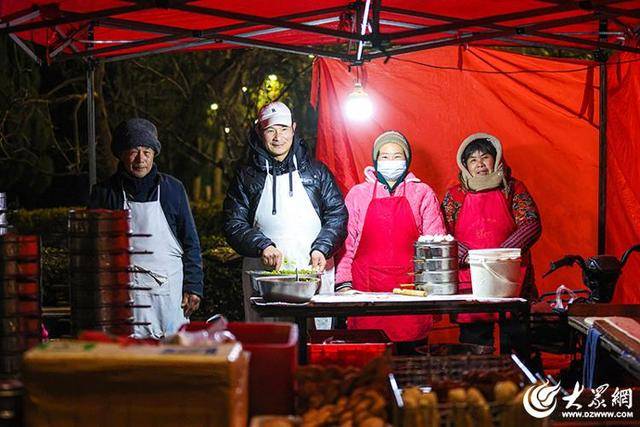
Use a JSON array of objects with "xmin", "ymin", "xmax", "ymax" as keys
[{"xmin": 2, "ymin": 0, "xmax": 640, "ymax": 302}]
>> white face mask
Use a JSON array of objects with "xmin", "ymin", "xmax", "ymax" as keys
[{"xmin": 376, "ymin": 160, "xmax": 406, "ymax": 181}]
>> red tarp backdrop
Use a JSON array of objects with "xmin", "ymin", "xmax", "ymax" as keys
[
  {"xmin": 311, "ymin": 46, "xmax": 601, "ymax": 297},
  {"xmin": 607, "ymin": 49, "xmax": 640, "ymax": 304}
]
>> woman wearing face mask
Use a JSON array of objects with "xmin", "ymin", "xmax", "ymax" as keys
[{"xmin": 335, "ymin": 131, "xmax": 446, "ymax": 351}]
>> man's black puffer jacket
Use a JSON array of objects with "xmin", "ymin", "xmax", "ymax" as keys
[{"xmin": 223, "ymin": 128, "xmax": 348, "ymax": 258}]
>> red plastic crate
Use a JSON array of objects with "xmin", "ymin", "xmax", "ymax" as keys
[
  {"xmin": 228, "ymin": 322, "xmax": 298, "ymax": 416},
  {"xmin": 308, "ymin": 329, "xmax": 392, "ymax": 367}
]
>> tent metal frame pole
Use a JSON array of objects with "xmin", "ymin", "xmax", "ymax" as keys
[
  {"xmin": 86, "ymin": 24, "xmax": 97, "ymax": 191},
  {"xmin": 0, "ymin": 3, "xmax": 152, "ymax": 35},
  {"xmin": 598, "ymin": 19, "xmax": 608, "ymax": 255},
  {"xmin": 101, "ymin": 35, "xmax": 351, "ymax": 63},
  {"xmin": 170, "ymin": 4, "xmax": 365, "ymax": 42},
  {"xmin": 1, "ymin": 9, "xmax": 42, "ymax": 65},
  {"xmin": 380, "ymin": 7, "xmax": 597, "ymax": 54},
  {"xmin": 366, "ymin": 13, "xmax": 601, "ymax": 59},
  {"xmin": 57, "ymin": 5, "xmax": 347, "ymax": 62},
  {"xmin": 383, "ymin": 2, "xmax": 580, "ymax": 41}
]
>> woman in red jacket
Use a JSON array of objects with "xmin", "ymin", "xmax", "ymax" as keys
[{"xmin": 442, "ymin": 133, "xmax": 541, "ymax": 348}]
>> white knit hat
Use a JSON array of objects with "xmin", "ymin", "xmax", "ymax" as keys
[{"xmin": 258, "ymin": 101, "xmax": 292, "ymax": 128}]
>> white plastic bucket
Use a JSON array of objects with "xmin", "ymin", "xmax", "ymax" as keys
[{"xmin": 468, "ymin": 248, "xmax": 522, "ymax": 297}]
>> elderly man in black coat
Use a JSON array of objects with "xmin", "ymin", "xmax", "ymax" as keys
[{"xmin": 90, "ymin": 118, "xmax": 203, "ymax": 338}]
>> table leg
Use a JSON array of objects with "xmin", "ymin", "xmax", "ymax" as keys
[
  {"xmin": 296, "ymin": 316, "xmax": 308, "ymax": 364},
  {"xmin": 498, "ymin": 307, "xmax": 532, "ymax": 361},
  {"xmin": 498, "ymin": 311, "xmax": 509, "ymax": 354}
]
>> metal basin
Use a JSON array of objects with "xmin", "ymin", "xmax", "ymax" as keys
[
  {"xmin": 256, "ymin": 276, "xmax": 321, "ymax": 303},
  {"xmin": 246, "ymin": 270, "xmax": 321, "ymax": 294}
]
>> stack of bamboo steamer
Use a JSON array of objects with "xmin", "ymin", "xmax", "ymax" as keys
[{"xmin": 413, "ymin": 235, "xmax": 459, "ymax": 295}]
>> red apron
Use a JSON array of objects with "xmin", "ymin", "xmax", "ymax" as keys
[
  {"xmin": 348, "ymin": 182, "xmax": 433, "ymax": 342},
  {"xmin": 454, "ymin": 189, "xmax": 527, "ymax": 323}
]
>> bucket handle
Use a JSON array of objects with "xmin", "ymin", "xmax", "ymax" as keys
[{"xmin": 470, "ymin": 259, "xmax": 520, "ymax": 287}]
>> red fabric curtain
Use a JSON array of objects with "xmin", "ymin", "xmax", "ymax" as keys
[
  {"xmin": 607, "ymin": 50, "xmax": 640, "ymax": 304},
  {"xmin": 311, "ymin": 46, "xmax": 600, "ymax": 296}
]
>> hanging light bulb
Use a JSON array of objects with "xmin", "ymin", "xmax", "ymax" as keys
[{"xmin": 344, "ymin": 83, "xmax": 373, "ymax": 121}]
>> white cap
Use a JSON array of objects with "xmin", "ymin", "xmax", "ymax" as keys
[{"xmin": 258, "ymin": 101, "xmax": 292, "ymax": 128}]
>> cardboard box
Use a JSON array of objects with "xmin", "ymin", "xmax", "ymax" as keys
[{"xmin": 22, "ymin": 340, "xmax": 249, "ymax": 427}]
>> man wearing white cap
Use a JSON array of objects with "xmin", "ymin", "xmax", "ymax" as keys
[{"xmin": 223, "ymin": 101, "xmax": 348, "ymax": 321}]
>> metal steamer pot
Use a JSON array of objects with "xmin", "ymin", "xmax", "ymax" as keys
[
  {"xmin": 414, "ymin": 257, "xmax": 458, "ymax": 272},
  {"xmin": 0, "ymin": 193, "xmax": 7, "ymax": 236},
  {"xmin": 414, "ymin": 241, "xmax": 458, "ymax": 259}
]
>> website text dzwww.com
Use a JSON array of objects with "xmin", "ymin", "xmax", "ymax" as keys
[{"xmin": 561, "ymin": 411, "xmax": 634, "ymax": 418}]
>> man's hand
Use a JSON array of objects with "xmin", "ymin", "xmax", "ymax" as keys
[
  {"xmin": 310, "ymin": 250, "xmax": 327, "ymax": 273},
  {"xmin": 182, "ymin": 292, "xmax": 201, "ymax": 318},
  {"xmin": 261, "ymin": 245, "xmax": 283, "ymax": 270}
]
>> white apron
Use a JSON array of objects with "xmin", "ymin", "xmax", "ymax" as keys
[
  {"xmin": 242, "ymin": 156, "xmax": 334, "ymax": 328},
  {"xmin": 124, "ymin": 186, "xmax": 188, "ymax": 338}
]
